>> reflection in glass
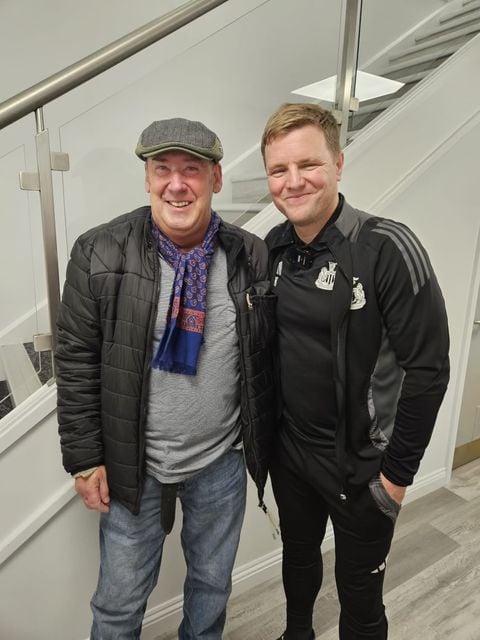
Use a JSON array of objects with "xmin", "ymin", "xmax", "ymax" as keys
[{"xmin": 0, "ymin": 138, "xmax": 50, "ymax": 420}]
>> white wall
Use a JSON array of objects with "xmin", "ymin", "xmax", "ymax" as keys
[
  {"xmin": 0, "ymin": 0, "xmax": 187, "ymax": 103},
  {"xmin": 0, "ymin": 1, "xmax": 457, "ymax": 639}
]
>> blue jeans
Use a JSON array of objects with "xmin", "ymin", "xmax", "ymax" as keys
[{"xmin": 90, "ymin": 448, "xmax": 247, "ymax": 640}]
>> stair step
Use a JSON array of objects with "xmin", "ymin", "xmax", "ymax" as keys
[
  {"xmin": 0, "ymin": 378, "xmax": 12, "ymax": 420},
  {"xmin": 393, "ymin": 70, "xmax": 430, "ymax": 85},
  {"xmin": 416, "ymin": 12, "xmax": 480, "ymax": 43},
  {"xmin": 346, "ymin": 129, "xmax": 363, "ymax": 143},
  {"xmin": 23, "ymin": 342, "xmax": 53, "ymax": 385},
  {"xmin": 217, "ymin": 203, "xmax": 266, "ymax": 213},
  {"xmin": 379, "ymin": 45, "xmax": 456, "ymax": 75},
  {"xmin": 355, "ymin": 97, "xmax": 397, "ymax": 116},
  {"xmin": 231, "ymin": 210, "xmax": 263, "ymax": 228},
  {"xmin": 440, "ymin": 1, "xmax": 480, "ymax": 24},
  {"xmin": 0, "ymin": 343, "xmax": 42, "ymax": 406},
  {"xmin": 0, "ymin": 394, "xmax": 13, "ymax": 419},
  {"xmin": 231, "ymin": 173, "xmax": 267, "ymax": 184},
  {"xmin": 231, "ymin": 174, "xmax": 268, "ymax": 204},
  {"xmin": 216, "ymin": 206, "xmax": 265, "ymax": 226},
  {"xmin": 391, "ymin": 24, "xmax": 480, "ymax": 62}
]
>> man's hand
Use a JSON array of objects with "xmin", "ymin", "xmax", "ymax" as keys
[
  {"xmin": 380, "ymin": 472, "xmax": 406, "ymax": 506},
  {"xmin": 75, "ymin": 465, "xmax": 110, "ymax": 513}
]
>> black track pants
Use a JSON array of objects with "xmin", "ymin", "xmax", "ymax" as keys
[{"xmin": 270, "ymin": 430, "xmax": 399, "ymax": 640}]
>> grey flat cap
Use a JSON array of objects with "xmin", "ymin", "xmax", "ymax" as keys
[{"xmin": 135, "ymin": 117, "xmax": 223, "ymax": 162}]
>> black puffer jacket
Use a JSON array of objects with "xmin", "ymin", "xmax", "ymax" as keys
[{"xmin": 56, "ymin": 207, "xmax": 276, "ymax": 513}]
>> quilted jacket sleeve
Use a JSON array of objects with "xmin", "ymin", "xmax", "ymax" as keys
[{"xmin": 56, "ymin": 237, "xmax": 104, "ymax": 475}]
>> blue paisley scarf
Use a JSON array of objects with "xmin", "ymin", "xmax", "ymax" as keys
[{"xmin": 151, "ymin": 212, "xmax": 220, "ymax": 375}]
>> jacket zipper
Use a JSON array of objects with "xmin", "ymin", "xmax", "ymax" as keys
[
  {"xmin": 244, "ymin": 285, "xmax": 280, "ymax": 532},
  {"xmin": 135, "ymin": 232, "xmax": 161, "ymax": 513},
  {"xmin": 227, "ymin": 252, "xmax": 266, "ymax": 500},
  {"xmin": 328, "ymin": 246, "xmax": 351, "ymax": 503}
]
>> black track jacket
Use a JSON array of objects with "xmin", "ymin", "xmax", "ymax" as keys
[{"xmin": 266, "ymin": 198, "xmax": 450, "ymax": 490}]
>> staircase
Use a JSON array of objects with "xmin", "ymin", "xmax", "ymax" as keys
[
  {"xmin": 216, "ymin": 0, "xmax": 480, "ymax": 226},
  {"xmin": 349, "ymin": 0, "xmax": 480, "ymax": 136},
  {"xmin": 213, "ymin": 147, "xmax": 274, "ymax": 226}
]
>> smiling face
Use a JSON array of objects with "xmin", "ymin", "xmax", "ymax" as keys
[
  {"xmin": 265, "ymin": 124, "xmax": 344, "ymax": 244},
  {"xmin": 145, "ymin": 151, "xmax": 222, "ymax": 249}
]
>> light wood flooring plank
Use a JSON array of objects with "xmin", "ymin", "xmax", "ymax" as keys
[
  {"xmin": 152, "ymin": 458, "xmax": 480, "ymax": 639},
  {"xmin": 384, "ymin": 541, "xmax": 480, "ymax": 639},
  {"xmin": 447, "ymin": 458, "xmax": 480, "ymax": 501},
  {"xmin": 385, "ymin": 522, "xmax": 459, "ymax": 591}
]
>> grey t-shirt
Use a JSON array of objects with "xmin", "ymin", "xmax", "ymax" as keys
[{"xmin": 145, "ymin": 246, "xmax": 241, "ymax": 483}]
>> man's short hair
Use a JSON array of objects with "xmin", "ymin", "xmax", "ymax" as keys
[{"xmin": 261, "ymin": 103, "xmax": 341, "ymax": 160}]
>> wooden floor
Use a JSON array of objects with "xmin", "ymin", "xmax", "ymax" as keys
[
  {"xmin": 157, "ymin": 458, "xmax": 480, "ymax": 639},
  {"xmin": 229, "ymin": 458, "xmax": 480, "ymax": 640}
]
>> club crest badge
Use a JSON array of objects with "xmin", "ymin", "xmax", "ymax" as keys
[
  {"xmin": 315, "ymin": 263, "xmax": 366, "ymax": 309},
  {"xmin": 315, "ymin": 262, "xmax": 337, "ymax": 290},
  {"xmin": 351, "ymin": 277, "xmax": 366, "ymax": 310}
]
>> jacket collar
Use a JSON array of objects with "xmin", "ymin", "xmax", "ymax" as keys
[
  {"xmin": 217, "ymin": 217, "xmax": 248, "ymax": 272},
  {"xmin": 267, "ymin": 193, "xmax": 346, "ymax": 252},
  {"xmin": 265, "ymin": 219, "xmax": 295, "ymax": 252}
]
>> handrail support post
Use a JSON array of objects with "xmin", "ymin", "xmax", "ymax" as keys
[
  {"xmin": 19, "ymin": 109, "xmax": 70, "ymax": 376},
  {"xmin": 333, "ymin": 0, "xmax": 363, "ymax": 148}
]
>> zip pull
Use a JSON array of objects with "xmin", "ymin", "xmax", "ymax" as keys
[
  {"xmin": 246, "ymin": 292, "xmax": 253, "ymax": 310},
  {"xmin": 259, "ymin": 499, "xmax": 280, "ymax": 539},
  {"xmin": 273, "ymin": 260, "xmax": 283, "ymax": 287}
]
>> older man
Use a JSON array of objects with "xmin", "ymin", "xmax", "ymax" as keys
[
  {"xmin": 262, "ymin": 103, "xmax": 449, "ymax": 640},
  {"xmin": 56, "ymin": 117, "xmax": 276, "ymax": 640}
]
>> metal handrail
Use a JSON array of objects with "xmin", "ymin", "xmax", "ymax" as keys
[
  {"xmin": 0, "ymin": 0, "xmax": 228, "ymax": 129},
  {"xmin": 0, "ymin": 0, "xmax": 229, "ymax": 387}
]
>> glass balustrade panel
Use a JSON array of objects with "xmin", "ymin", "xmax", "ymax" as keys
[{"xmin": 0, "ymin": 121, "xmax": 52, "ymax": 421}]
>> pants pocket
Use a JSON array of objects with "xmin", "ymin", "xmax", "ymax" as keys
[{"xmin": 368, "ymin": 473, "xmax": 401, "ymax": 523}]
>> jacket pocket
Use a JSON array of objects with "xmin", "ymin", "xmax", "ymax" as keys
[
  {"xmin": 368, "ymin": 473, "xmax": 401, "ymax": 523},
  {"xmin": 245, "ymin": 283, "xmax": 277, "ymax": 353}
]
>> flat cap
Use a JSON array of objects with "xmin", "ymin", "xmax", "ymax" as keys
[{"xmin": 135, "ymin": 117, "xmax": 223, "ymax": 162}]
